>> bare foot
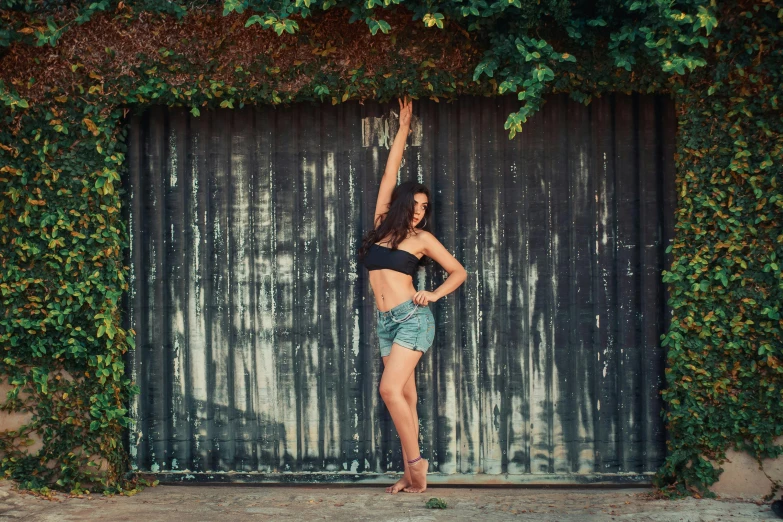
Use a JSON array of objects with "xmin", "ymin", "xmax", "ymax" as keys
[
  {"xmin": 386, "ymin": 474, "xmax": 411, "ymax": 494},
  {"xmin": 389, "ymin": 447, "xmax": 413, "ymax": 493},
  {"xmin": 402, "ymin": 458, "xmax": 428, "ymax": 493}
]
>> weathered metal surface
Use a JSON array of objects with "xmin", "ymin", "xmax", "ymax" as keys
[{"xmin": 124, "ymin": 94, "xmax": 676, "ymax": 482}]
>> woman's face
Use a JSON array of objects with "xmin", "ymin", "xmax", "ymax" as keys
[{"xmin": 412, "ymin": 193, "xmax": 429, "ymax": 228}]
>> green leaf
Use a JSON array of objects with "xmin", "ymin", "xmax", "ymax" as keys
[
  {"xmin": 472, "ymin": 60, "xmax": 496, "ymax": 81},
  {"xmin": 696, "ymin": 6, "xmax": 718, "ymax": 35}
]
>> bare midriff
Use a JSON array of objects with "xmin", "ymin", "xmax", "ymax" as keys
[{"xmin": 369, "ymin": 268, "xmax": 419, "ymax": 312}]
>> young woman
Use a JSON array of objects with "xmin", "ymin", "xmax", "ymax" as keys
[{"xmin": 358, "ymin": 97, "xmax": 468, "ymax": 494}]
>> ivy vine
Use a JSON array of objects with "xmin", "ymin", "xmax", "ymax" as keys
[{"xmin": 1, "ymin": 0, "xmax": 780, "ymax": 498}]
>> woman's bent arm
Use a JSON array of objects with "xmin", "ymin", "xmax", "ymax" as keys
[
  {"xmin": 432, "ymin": 268, "xmax": 468, "ymax": 300},
  {"xmin": 412, "ymin": 230, "xmax": 467, "ymax": 306}
]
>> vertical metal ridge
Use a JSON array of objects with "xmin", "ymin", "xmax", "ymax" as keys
[
  {"xmin": 456, "ymin": 96, "xmax": 481, "ymax": 474},
  {"xmin": 638, "ymin": 96, "xmax": 664, "ymax": 472},
  {"xmin": 344, "ymin": 100, "xmax": 364, "ymax": 474},
  {"xmin": 593, "ymin": 94, "xmax": 619, "ymax": 473},
  {"xmin": 426, "ymin": 98, "xmax": 439, "ymax": 470},
  {"xmin": 432, "ymin": 98, "xmax": 458, "ymax": 474},
  {"xmin": 189, "ymin": 110, "xmax": 209, "ymax": 471},
  {"xmin": 501, "ymin": 96, "xmax": 513, "ymax": 473},
  {"xmin": 316, "ymin": 105, "xmax": 331, "ymax": 468},
  {"xmin": 125, "ymin": 111, "xmax": 144, "ymax": 470},
  {"xmin": 502, "ymin": 94, "xmax": 523, "ymax": 474},
  {"xmin": 527, "ymin": 93, "xmax": 547, "ymax": 474},
  {"xmin": 615, "ymin": 94, "xmax": 643, "ymax": 472},
  {"xmin": 485, "ymin": 96, "xmax": 506, "ymax": 475},
  {"xmin": 570, "ymin": 93, "xmax": 589, "ymax": 474},
  {"xmin": 168, "ymin": 108, "xmax": 190, "ymax": 473},
  {"xmin": 230, "ymin": 108, "xmax": 255, "ymax": 470},
  {"xmin": 148, "ymin": 108, "xmax": 168, "ymax": 472},
  {"xmin": 551, "ymin": 93, "xmax": 571, "ymax": 474}
]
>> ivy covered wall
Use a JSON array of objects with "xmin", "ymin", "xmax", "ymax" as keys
[{"xmin": 0, "ymin": 0, "xmax": 780, "ymax": 497}]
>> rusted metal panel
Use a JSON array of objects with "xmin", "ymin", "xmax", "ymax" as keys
[{"xmin": 124, "ymin": 94, "xmax": 676, "ymax": 482}]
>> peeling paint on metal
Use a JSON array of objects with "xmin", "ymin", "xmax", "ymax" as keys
[{"xmin": 125, "ymin": 95, "xmax": 676, "ymax": 482}]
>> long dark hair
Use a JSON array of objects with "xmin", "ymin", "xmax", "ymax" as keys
[{"xmin": 358, "ymin": 180, "xmax": 432, "ymax": 266}]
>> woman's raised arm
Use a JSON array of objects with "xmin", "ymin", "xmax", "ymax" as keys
[{"xmin": 374, "ymin": 97, "xmax": 412, "ymax": 227}]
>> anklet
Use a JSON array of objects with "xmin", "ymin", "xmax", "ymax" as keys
[{"xmin": 407, "ymin": 455, "xmax": 423, "ymax": 464}]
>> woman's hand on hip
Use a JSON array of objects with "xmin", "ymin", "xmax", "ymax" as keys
[{"xmin": 413, "ymin": 290, "xmax": 438, "ymax": 306}]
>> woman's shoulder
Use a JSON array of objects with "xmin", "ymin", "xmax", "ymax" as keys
[{"xmin": 413, "ymin": 229, "xmax": 436, "ymax": 243}]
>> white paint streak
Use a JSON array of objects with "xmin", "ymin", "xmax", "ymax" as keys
[
  {"xmin": 481, "ymin": 180, "xmax": 503, "ymax": 475},
  {"xmin": 253, "ymin": 146, "xmax": 279, "ymax": 470},
  {"xmin": 361, "ymin": 110, "xmax": 422, "ymax": 149},
  {"xmin": 169, "ymin": 131, "xmax": 177, "ymax": 187},
  {"xmin": 348, "ymin": 158, "xmax": 357, "ymax": 279},
  {"xmin": 300, "ymin": 155, "xmax": 320, "ymax": 461},
  {"xmin": 145, "ymin": 143, "xmax": 159, "ymax": 473},
  {"xmin": 352, "ymin": 310, "xmax": 360, "ymax": 357},
  {"xmin": 128, "ymin": 172, "xmax": 140, "ymax": 468},
  {"xmin": 416, "ymin": 150, "xmax": 423, "ymax": 184},
  {"xmin": 171, "ymin": 306, "xmax": 185, "ymax": 404},
  {"xmin": 323, "ymin": 151, "xmax": 341, "ymax": 458},
  {"xmin": 231, "ymin": 135, "xmax": 252, "ymax": 421},
  {"xmin": 600, "ymin": 152, "xmax": 609, "ymax": 245},
  {"xmin": 211, "ymin": 153, "xmax": 229, "ymax": 410},
  {"xmin": 551, "ymin": 227, "xmax": 566, "ymax": 474},
  {"xmin": 349, "ymin": 158, "xmax": 360, "ymax": 357},
  {"xmin": 188, "ymin": 134, "xmax": 207, "ymax": 404}
]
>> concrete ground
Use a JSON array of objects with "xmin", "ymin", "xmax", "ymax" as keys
[{"xmin": 0, "ymin": 480, "xmax": 779, "ymax": 521}]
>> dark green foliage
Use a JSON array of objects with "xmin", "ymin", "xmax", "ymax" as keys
[
  {"xmin": 652, "ymin": 2, "xmax": 783, "ymax": 497},
  {"xmin": 0, "ymin": 0, "xmax": 781, "ymax": 499}
]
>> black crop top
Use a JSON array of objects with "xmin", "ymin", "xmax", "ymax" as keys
[{"xmin": 362, "ymin": 243, "xmax": 420, "ymax": 277}]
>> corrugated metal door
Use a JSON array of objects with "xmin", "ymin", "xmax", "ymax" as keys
[{"xmin": 124, "ymin": 94, "xmax": 676, "ymax": 483}]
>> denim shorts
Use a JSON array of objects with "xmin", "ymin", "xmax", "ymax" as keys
[{"xmin": 376, "ymin": 299, "xmax": 436, "ymax": 357}]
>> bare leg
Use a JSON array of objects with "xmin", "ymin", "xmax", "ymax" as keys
[
  {"xmin": 382, "ymin": 354, "xmax": 419, "ymax": 494},
  {"xmin": 379, "ymin": 344, "xmax": 428, "ymax": 493}
]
